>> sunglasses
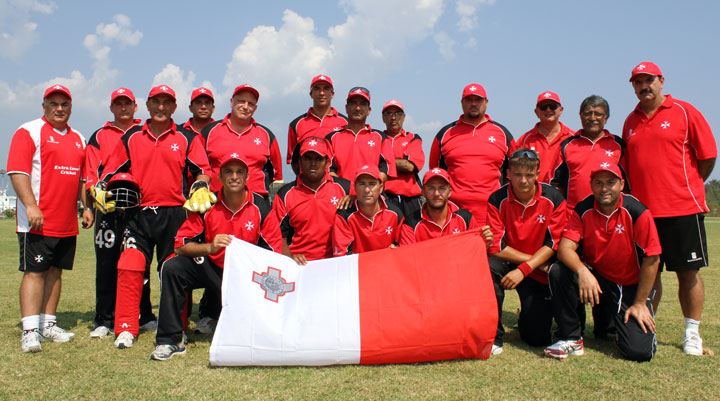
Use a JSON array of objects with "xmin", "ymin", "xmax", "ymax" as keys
[
  {"xmin": 538, "ymin": 103, "xmax": 560, "ymax": 111},
  {"xmin": 349, "ymin": 86, "xmax": 370, "ymax": 95},
  {"xmin": 511, "ymin": 150, "xmax": 539, "ymax": 160}
]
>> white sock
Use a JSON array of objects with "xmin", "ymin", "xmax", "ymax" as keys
[
  {"xmin": 40, "ymin": 314, "xmax": 57, "ymax": 328},
  {"xmin": 685, "ymin": 318, "xmax": 700, "ymax": 336},
  {"xmin": 22, "ymin": 315, "xmax": 40, "ymax": 332}
]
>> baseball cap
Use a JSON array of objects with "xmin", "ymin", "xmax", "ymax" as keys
[
  {"xmin": 536, "ymin": 91, "xmax": 561, "ymax": 105},
  {"xmin": 423, "ymin": 167, "xmax": 453, "ymax": 187},
  {"xmin": 191, "ymin": 87, "xmax": 214, "ymax": 102},
  {"xmin": 382, "ymin": 99, "xmax": 404, "ymax": 112},
  {"xmin": 299, "ymin": 137, "xmax": 330, "ymax": 158},
  {"xmin": 232, "ymin": 84, "xmax": 259, "ymax": 100},
  {"xmin": 111, "ymin": 88, "xmax": 135, "ymax": 104},
  {"xmin": 311, "ymin": 74, "xmax": 333, "ymax": 89},
  {"xmin": 354, "ymin": 164, "xmax": 382, "ymax": 181},
  {"xmin": 629, "ymin": 62, "xmax": 663, "ymax": 82},
  {"xmin": 148, "ymin": 85, "xmax": 176, "ymax": 100},
  {"xmin": 347, "ymin": 87, "xmax": 371, "ymax": 103},
  {"xmin": 462, "ymin": 83, "xmax": 487, "ymax": 100},
  {"xmin": 590, "ymin": 163, "xmax": 622, "ymax": 180},
  {"xmin": 44, "ymin": 84, "xmax": 72, "ymax": 100},
  {"xmin": 218, "ymin": 152, "xmax": 249, "ymax": 169}
]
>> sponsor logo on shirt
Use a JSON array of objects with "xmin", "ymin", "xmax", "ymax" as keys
[
  {"xmin": 54, "ymin": 165, "xmax": 80, "ymax": 176},
  {"xmin": 47, "ymin": 135, "xmax": 59, "ymax": 144}
]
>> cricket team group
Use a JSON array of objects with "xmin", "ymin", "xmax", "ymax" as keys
[{"xmin": 8, "ymin": 61, "xmax": 715, "ymax": 363}]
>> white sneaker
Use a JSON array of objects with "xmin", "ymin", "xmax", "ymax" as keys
[
  {"xmin": 150, "ymin": 342, "xmax": 187, "ymax": 361},
  {"xmin": 140, "ymin": 320, "xmax": 158, "ymax": 332},
  {"xmin": 544, "ymin": 339, "xmax": 585, "ymax": 360},
  {"xmin": 21, "ymin": 330, "xmax": 42, "ymax": 353},
  {"xmin": 194, "ymin": 317, "xmax": 218, "ymax": 334},
  {"xmin": 41, "ymin": 323, "xmax": 75, "ymax": 342},
  {"xmin": 491, "ymin": 344, "xmax": 503, "ymax": 355},
  {"xmin": 114, "ymin": 331, "xmax": 135, "ymax": 349},
  {"xmin": 683, "ymin": 332, "xmax": 703, "ymax": 356},
  {"xmin": 89, "ymin": 325, "xmax": 111, "ymax": 338}
]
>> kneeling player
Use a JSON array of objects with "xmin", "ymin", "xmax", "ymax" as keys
[
  {"xmin": 150, "ymin": 154, "xmax": 280, "ymax": 360},
  {"xmin": 487, "ymin": 149, "xmax": 567, "ymax": 355},
  {"xmin": 546, "ymin": 164, "xmax": 659, "ymax": 362}
]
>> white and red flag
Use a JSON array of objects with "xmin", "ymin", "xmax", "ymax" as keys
[{"xmin": 209, "ymin": 229, "xmax": 497, "ymax": 366}]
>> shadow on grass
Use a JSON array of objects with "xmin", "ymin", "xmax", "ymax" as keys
[{"xmin": 12, "ymin": 311, "xmax": 95, "ymax": 330}]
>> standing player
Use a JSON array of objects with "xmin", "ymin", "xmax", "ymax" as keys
[
  {"xmin": 183, "ymin": 87, "xmax": 215, "ymax": 136},
  {"xmin": 513, "ymin": 91, "xmax": 574, "ymax": 183},
  {"xmin": 85, "ymin": 88, "xmax": 155, "ymax": 338},
  {"xmin": 429, "ymin": 83, "xmax": 514, "ymax": 225},
  {"xmin": 98, "ymin": 85, "xmax": 212, "ymax": 349},
  {"xmin": 8, "ymin": 85, "xmax": 94, "ymax": 352},
  {"xmin": 381, "ymin": 99, "xmax": 425, "ymax": 217},
  {"xmin": 622, "ymin": 62, "xmax": 716, "ymax": 355},
  {"xmin": 287, "ymin": 74, "xmax": 348, "ymax": 174}
]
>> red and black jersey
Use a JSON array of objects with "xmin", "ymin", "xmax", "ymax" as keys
[
  {"xmin": 622, "ymin": 94, "xmax": 717, "ymax": 217},
  {"xmin": 383, "ymin": 129, "xmax": 425, "ymax": 197},
  {"xmin": 85, "ymin": 119, "xmax": 141, "ymax": 187},
  {"xmin": 512, "ymin": 122, "xmax": 574, "ymax": 184},
  {"xmin": 487, "ymin": 183, "xmax": 567, "ymax": 284},
  {"xmin": 271, "ymin": 175, "xmax": 351, "ymax": 261},
  {"xmin": 202, "ymin": 115, "xmax": 283, "ymax": 195},
  {"xmin": 287, "ymin": 107, "xmax": 347, "ymax": 163},
  {"xmin": 7, "ymin": 117, "xmax": 86, "ymax": 237},
  {"xmin": 174, "ymin": 191, "xmax": 280, "ymax": 267},
  {"xmin": 429, "ymin": 115, "xmax": 514, "ymax": 225},
  {"xmin": 399, "ymin": 201, "xmax": 478, "ymax": 245},
  {"xmin": 551, "ymin": 130, "xmax": 626, "ymax": 208},
  {"xmin": 564, "ymin": 194, "xmax": 662, "ymax": 286},
  {"xmin": 182, "ymin": 118, "xmax": 214, "ymax": 147},
  {"xmin": 101, "ymin": 119, "xmax": 210, "ymax": 207},
  {"xmin": 325, "ymin": 125, "xmax": 396, "ymax": 181},
  {"xmin": 332, "ymin": 197, "xmax": 404, "ymax": 256}
]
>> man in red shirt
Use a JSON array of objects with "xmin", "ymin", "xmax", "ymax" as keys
[
  {"xmin": 381, "ymin": 99, "xmax": 425, "ymax": 217},
  {"xmin": 486, "ymin": 148, "xmax": 567, "ymax": 355},
  {"xmin": 271, "ymin": 137, "xmax": 350, "ymax": 265},
  {"xmin": 183, "ymin": 87, "xmax": 215, "ymax": 136},
  {"xmin": 546, "ymin": 164, "xmax": 660, "ymax": 361},
  {"xmin": 85, "ymin": 88, "xmax": 154, "ymax": 339},
  {"xmin": 551, "ymin": 95, "xmax": 626, "ymax": 208},
  {"xmin": 150, "ymin": 154, "xmax": 280, "ymax": 360},
  {"xmin": 332, "ymin": 165, "xmax": 403, "ymax": 256},
  {"xmin": 8, "ymin": 85, "xmax": 94, "ymax": 352},
  {"xmin": 513, "ymin": 91, "xmax": 574, "ymax": 183},
  {"xmin": 429, "ymin": 83, "xmax": 514, "ymax": 225},
  {"xmin": 287, "ymin": 74, "xmax": 348, "ymax": 174},
  {"xmin": 622, "ymin": 62, "xmax": 716, "ymax": 355}
]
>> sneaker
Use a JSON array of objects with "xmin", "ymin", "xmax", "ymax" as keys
[
  {"xmin": 89, "ymin": 325, "xmax": 111, "ymax": 338},
  {"xmin": 140, "ymin": 320, "xmax": 158, "ymax": 332},
  {"xmin": 491, "ymin": 344, "xmax": 503, "ymax": 355},
  {"xmin": 683, "ymin": 332, "xmax": 703, "ymax": 356},
  {"xmin": 41, "ymin": 322, "xmax": 75, "ymax": 342},
  {"xmin": 150, "ymin": 342, "xmax": 186, "ymax": 361},
  {"xmin": 21, "ymin": 330, "xmax": 42, "ymax": 353},
  {"xmin": 114, "ymin": 331, "xmax": 135, "ymax": 349},
  {"xmin": 194, "ymin": 317, "xmax": 218, "ymax": 334},
  {"xmin": 544, "ymin": 338, "xmax": 585, "ymax": 360}
]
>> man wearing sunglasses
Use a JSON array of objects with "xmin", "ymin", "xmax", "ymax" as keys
[
  {"xmin": 514, "ymin": 91, "xmax": 574, "ymax": 183},
  {"xmin": 622, "ymin": 62, "xmax": 716, "ymax": 356}
]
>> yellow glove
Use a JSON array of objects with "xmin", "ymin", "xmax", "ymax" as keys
[
  {"xmin": 183, "ymin": 181, "xmax": 217, "ymax": 213},
  {"xmin": 89, "ymin": 183, "xmax": 116, "ymax": 214}
]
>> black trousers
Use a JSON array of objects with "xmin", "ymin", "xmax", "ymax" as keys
[
  {"xmin": 489, "ymin": 256, "xmax": 553, "ymax": 347},
  {"xmin": 548, "ymin": 262, "xmax": 657, "ymax": 362},
  {"xmin": 156, "ymin": 255, "xmax": 223, "ymax": 345},
  {"xmin": 383, "ymin": 192, "xmax": 423, "ymax": 219}
]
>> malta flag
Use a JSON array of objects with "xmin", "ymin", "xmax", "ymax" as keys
[{"xmin": 209, "ymin": 229, "xmax": 497, "ymax": 366}]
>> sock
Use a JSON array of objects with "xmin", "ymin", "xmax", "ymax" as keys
[
  {"xmin": 685, "ymin": 318, "xmax": 700, "ymax": 336},
  {"xmin": 40, "ymin": 314, "xmax": 57, "ymax": 328},
  {"xmin": 22, "ymin": 315, "xmax": 40, "ymax": 332}
]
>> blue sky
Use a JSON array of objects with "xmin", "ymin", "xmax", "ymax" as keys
[{"xmin": 2, "ymin": 0, "xmax": 719, "ymax": 190}]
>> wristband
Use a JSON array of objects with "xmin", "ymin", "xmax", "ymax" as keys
[{"xmin": 517, "ymin": 262, "xmax": 533, "ymax": 277}]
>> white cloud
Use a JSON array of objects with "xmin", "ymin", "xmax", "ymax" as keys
[
  {"xmin": 434, "ymin": 31, "xmax": 456, "ymax": 61},
  {"xmin": 151, "ymin": 64, "xmax": 217, "ymax": 118},
  {"xmin": 456, "ymin": 0, "xmax": 496, "ymax": 32},
  {"xmin": 0, "ymin": 0, "xmax": 57, "ymax": 61}
]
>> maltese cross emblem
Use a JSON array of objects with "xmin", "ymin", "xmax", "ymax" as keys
[{"xmin": 252, "ymin": 267, "xmax": 295, "ymax": 302}]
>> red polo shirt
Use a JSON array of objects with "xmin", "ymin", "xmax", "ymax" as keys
[
  {"xmin": 399, "ymin": 201, "xmax": 478, "ymax": 245},
  {"xmin": 622, "ymin": 94, "xmax": 717, "ymax": 217},
  {"xmin": 383, "ymin": 129, "xmax": 425, "ymax": 197},
  {"xmin": 513, "ymin": 122, "xmax": 574, "ymax": 183},
  {"xmin": 564, "ymin": 194, "xmax": 662, "ymax": 286},
  {"xmin": 332, "ymin": 197, "xmax": 404, "ymax": 256},
  {"xmin": 326, "ymin": 125, "xmax": 396, "ymax": 181},
  {"xmin": 85, "ymin": 119, "xmax": 140, "ymax": 187},
  {"xmin": 287, "ymin": 107, "xmax": 347, "ymax": 163}
]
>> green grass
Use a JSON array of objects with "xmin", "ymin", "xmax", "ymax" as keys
[{"xmin": 0, "ymin": 218, "xmax": 718, "ymax": 400}]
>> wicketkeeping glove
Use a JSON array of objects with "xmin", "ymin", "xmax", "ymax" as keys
[
  {"xmin": 89, "ymin": 182, "xmax": 116, "ymax": 214},
  {"xmin": 183, "ymin": 180, "xmax": 217, "ymax": 213}
]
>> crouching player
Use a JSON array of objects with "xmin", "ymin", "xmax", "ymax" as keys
[
  {"xmin": 546, "ymin": 163, "xmax": 659, "ymax": 362},
  {"xmin": 487, "ymin": 148, "xmax": 567, "ymax": 355},
  {"xmin": 150, "ymin": 154, "xmax": 280, "ymax": 360}
]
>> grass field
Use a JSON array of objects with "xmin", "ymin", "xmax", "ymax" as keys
[{"xmin": 0, "ymin": 218, "xmax": 718, "ymax": 400}]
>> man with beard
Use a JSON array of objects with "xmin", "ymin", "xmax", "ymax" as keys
[{"xmin": 183, "ymin": 87, "xmax": 215, "ymax": 137}]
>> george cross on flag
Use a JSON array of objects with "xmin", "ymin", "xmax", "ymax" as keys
[{"xmin": 209, "ymin": 229, "xmax": 498, "ymax": 366}]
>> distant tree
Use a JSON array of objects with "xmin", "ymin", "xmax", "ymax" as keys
[{"xmin": 705, "ymin": 180, "xmax": 720, "ymax": 216}]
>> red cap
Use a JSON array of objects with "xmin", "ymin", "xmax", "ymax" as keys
[
  {"xmin": 462, "ymin": 83, "xmax": 487, "ymax": 100},
  {"xmin": 299, "ymin": 137, "xmax": 330, "ymax": 157},
  {"xmin": 218, "ymin": 152, "xmax": 249, "ymax": 169},
  {"xmin": 536, "ymin": 91, "xmax": 561, "ymax": 105},
  {"xmin": 423, "ymin": 167, "xmax": 453, "ymax": 187},
  {"xmin": 111, "ymin": 88, "xmax": 135, "ymax": 104},
  {"xmin": 629, "ymin": 62, "xmax": 663, "ymax": 82},
  {"xmin": 382, "ymin": 99, "xmax": 404, "ymax": 112},
  {"xmin": 590, "ymin": 162, "xmax": 622, "ymax": 180},
  {"xmin": 354, "ymin": 164, "xmax": 381, "ymax": 181},
  {"xmin": 191, "ymin": 87, "xmax": 214, "ymax": 102},
  {"xmin": 310, "ymin": 74, "xmax": 333, "ymax": 89},
  {"xmin": 44, "ymin": 84, "xmax": 72, "ymax": 100},
  {"xmin": 347, "ymin": 87, "xmax": 370, "ymax": 103},
  {"xmin": 148, "ymin": 85, "xmax": 176, "ymax": 100},
  {"xmin": 232, "ymin": 84, "xmax": 259, "ymax": 100}
]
